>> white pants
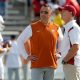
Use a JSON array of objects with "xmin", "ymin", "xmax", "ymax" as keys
[
  {"xmin": 22, "ymin": 64, "xmax": 28, "ymax": 80},
  {"xmin": 31, "ymin": 68, "xmax": 54, "ymax": 80},
  {"xmin": 0, "ymin": 67, "xmax": 4, "ymax": 79},
  {"xmin": 8, "ymin": 68, "xmax": 20, "ymax": 80},
  {"xmin": 63, "ymin": 64, "xmax": 80, "ymax": 80}
]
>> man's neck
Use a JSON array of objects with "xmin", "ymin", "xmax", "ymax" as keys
[
  {"xmin": 65, "ymin": 18, "xmax": 74, "ymax": 24},
  {"xmin": 41, "ymin": 20, "xmax": 50, "ymax": 26}
]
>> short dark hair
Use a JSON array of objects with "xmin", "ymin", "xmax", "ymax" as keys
[
  {"xmin": 10, "ymin": 35, "xmax": 16, "ymax": 40},
  {"xmin": 41, "ymin": 4, "xmax": 52, "ymax": 9}
]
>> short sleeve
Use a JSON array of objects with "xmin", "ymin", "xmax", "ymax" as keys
[
  {"xmin": 57, "ymin": 27, "xmax": 63, "ymax": 52},
  {"xmin": 0, "ymin": 33, "xmax": 3, "ymax": 42},
  {"xmin": 69, "ymin": 27, "xmax": 80, "ymax": 45}
]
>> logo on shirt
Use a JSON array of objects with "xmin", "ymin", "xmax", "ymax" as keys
[
  {"xmin": 36, "ymin": 30, "xmax": 41, "ymax": 32},
  {"xmin": 51, "ymin": 30, "xmax": 54, "ymax": 32}
]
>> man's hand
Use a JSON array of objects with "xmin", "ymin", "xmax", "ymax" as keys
[
  {"xmin": 0, "ymin": 48, "xmax": 4, "ymax": 53},
  {"xmin": 56, "ymin": 53, "xmax": 61, "ymax": 59},
  {"xmin": 27, "ymin": 55, "xmax": 38, "ymax": 62}
]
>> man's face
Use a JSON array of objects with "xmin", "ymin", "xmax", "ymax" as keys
[
  {"xmin": 40, "ymin": 6, "xmax": 52, "ymax": 22},
  {"xmin": 61, "ymin": 10, "xmax": 72, "ymax": 24}
]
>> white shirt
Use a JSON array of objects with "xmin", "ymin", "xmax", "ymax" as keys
[
  {"xmin": 58, "ymin": 0, "xmax": 66, "ymax": 6},
  {"xmin": 17, "ymin": 24, "xmax": 63, "ymax": 59},
  {"xmin": 6, "ymin": 40, "xmax": 22, "ymax": 68},
  {"xmin": 61, "ymin": 20, "xmax": 80, "ymax": 66},
  {"xmin": 0, "ymin": 33, "xmax": 4, "ymax": 68},
  {"xmin": 17, "ymin": 25, "xmax": 32, "ymax": 59}
]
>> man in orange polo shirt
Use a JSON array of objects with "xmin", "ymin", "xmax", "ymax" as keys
[{"xmin": 17, "ymin": 4, "xmax": 63, "ymax": 80}]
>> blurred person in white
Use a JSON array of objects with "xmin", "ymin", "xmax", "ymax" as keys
[
  {"xmin": 0, "ymin": 15, "xmax": 9, "ymax": 80},
  {"xmin": 57, "ymin": 0, "xmax": 66, "ymax": 6},
  {"xmin": 6, "ymin": 35, "xmax": 22, "ymax": 80}
]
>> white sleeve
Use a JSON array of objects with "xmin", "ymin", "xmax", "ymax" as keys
[
  {"xmin": 0, "ymin": 33, "xmax": 3, "ymax": 42},
  {"xmin": 69, "ymin": 27, "xmax": 80, "ymax": 45},
  {"xmin": 57, "ymin": 27, "xmax": 63, "ymax": 53},
  {"xmin": 17, "ymin": 25, "xmax": 32, "ymax": 59}
]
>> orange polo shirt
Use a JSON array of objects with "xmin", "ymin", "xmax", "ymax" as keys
[{"xmin": 25, "ymin": 20, "xmax": 59, "ymax": 69}]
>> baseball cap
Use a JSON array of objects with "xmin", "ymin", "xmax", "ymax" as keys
[{"xmin": 61, "ymin": 5, "xmax": 77, "ymax": 16}]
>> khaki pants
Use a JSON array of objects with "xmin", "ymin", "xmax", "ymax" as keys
[{"xmin": 63, "ymin": 64, "xmax": 80, "ymax": 80}]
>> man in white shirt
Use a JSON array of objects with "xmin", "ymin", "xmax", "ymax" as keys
[
  {"xmin": 6, "ymin": 35, "xmax": 22, "ymax": 80},
  {"xmin": 61, "ymin": 5, "xmax": 80, "ymax": 80},
  {"xmin": 0, "ymin": 15, "xmax": 9, "ymax": 80}
]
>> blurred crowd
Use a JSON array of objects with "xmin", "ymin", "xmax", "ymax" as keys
[{"xmin": 0, "ymin": 0, "xmax": 79, "ymax": 26}]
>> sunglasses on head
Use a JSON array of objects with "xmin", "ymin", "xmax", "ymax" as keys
[{"xmin": 40, "ymin": 11, "xmax": 49, "ymax": 14}]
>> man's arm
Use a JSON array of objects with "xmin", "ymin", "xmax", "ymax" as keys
[
  {"xmin": 63, "ymin": 27, "xmax": 80, "ymax": 62},
  {"xmin": 0, "ymin": 48, "xmax": 4, "ymax": 53},
  {"xmin": 56, "ymin": 27, "xmax": 63, "ymax": 58},
  {"xmin": 24, "ymin": 40, "xmax": 31, "ymax": 55},
  {"xmin": 17, "ymin": 25, "xmax": 32, "ymax": 59},
  {"xmin": 63, "ymin": 44, "xmax": 79, "ymax": 62},
  {"xmin": 0, "ymin": 47, "xmax": 9, "ymax": 53},
  {"xmin": 57, "ymin": 27, "xmax": 63, "ymax": 53}
]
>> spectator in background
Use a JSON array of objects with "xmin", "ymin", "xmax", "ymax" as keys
[
  {"xmin": 57, "ymin": 0, "xmax": 66, "ymax": 6},
  {"xmin": 32, "ymin": 0, "xmax": 47, "ymax": 18},
  {"xmin": 51, "ymin": 5, "xmax": 64, "ymax": 27},
  {"xmin": 32, "ymin": 0, "xmax": 41, "ymax": 17},
  {"xmin": 53, "ymin": 8, "xmax": 64, "ymax": 27},
  {"xmin": 0, "ymin": 0, "xmax": 6, "ymax": 16},
  {"xmin": 0, "ymin": 15, "xmax": 9, "ymax": 80},
  {"xmin": 48, "ymin": 2, "xmax": 64, "ymax": 28},
  {"xmin": 51, "ymin": 0, "xmax": 58, "ymax": 3},
  {"xmin": 77, "ymin": 0, "xmax": 80, "ymax": 4},
  {"xmin": 27, "ymin": 0, "xmax": 31, "ymax": 8},
  {"xmin": 0, "ymin": 15, "xmax": 5, "ymax": 31},
  {"xmin": 6, "ymin": 35, "xmax": 22, "ymax": 80}
]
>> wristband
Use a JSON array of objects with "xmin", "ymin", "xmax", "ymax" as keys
[{"xmin": 62, "ymin": 60, "xmax": 67, "ymax": 64}]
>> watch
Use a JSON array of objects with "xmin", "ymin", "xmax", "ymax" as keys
[{"xmin": 62, "ymin": 60, "xmax": 67, "ymax": 64}]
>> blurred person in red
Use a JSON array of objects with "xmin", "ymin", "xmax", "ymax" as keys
[
  {"xmin": 32, "ymin": 0, "xmax": 47, "ymax": 18},
  {"xmin": 32, "ymin": 0, "xmax": 41, "ymax": 17}
]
